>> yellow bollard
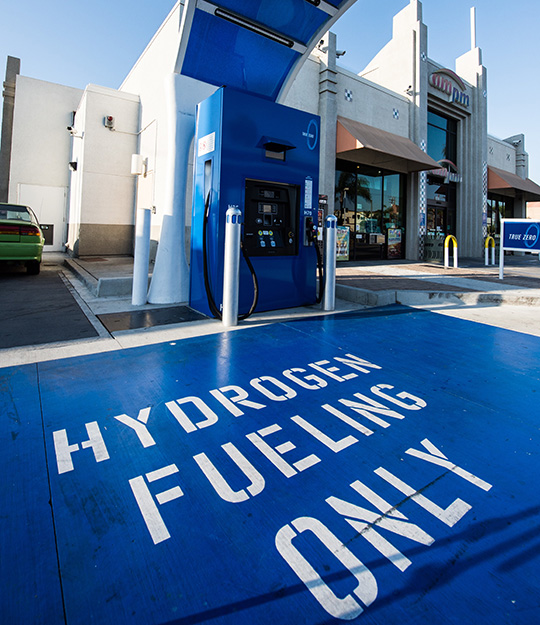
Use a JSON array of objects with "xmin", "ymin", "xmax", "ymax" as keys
[
  {"xmin": 444, "ymin": 235, "xmax": 458, "ymax": 269},
  {"xmin": 484, "ymin": 236, "xmax": 495, "ymax": 266}
]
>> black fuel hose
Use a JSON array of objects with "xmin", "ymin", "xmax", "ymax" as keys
[
  {"xmin": 315, "ymin": 239, "xmax": 324, "ymax": 304},
  {"xmin": 202, "ymin": 191, "xmax": 259, "ymax": 320}
]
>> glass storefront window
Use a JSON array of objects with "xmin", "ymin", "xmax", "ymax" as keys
[
  {"xmin": 383, "ymin": 174, "xmax": 403, "ymax": 230},
  {"xmin": 487, "ymin": 195, "xmax": 514, "ymax": 236},
  {"xmin": 425, "ymin": 110, "xmax": 458, "ymax": 260},
  {"xmin": 356, "ymin": 174, "xmax": 382, "ymax": 234},
  {"xmin": 335, "ymin": 171, "xmax": 356, "ymax": 229},
  {"xmin": 427, "ymin": 110, "xmax": 457, "ymax": 164},
  {"xmin": 335, "ymin": 161, "xmax": 405, "ymax": 260}
]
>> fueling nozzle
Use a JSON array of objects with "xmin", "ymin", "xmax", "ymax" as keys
[{"xmin": 304, "ymin": 216, "xmax": 317, "ymax": 246}]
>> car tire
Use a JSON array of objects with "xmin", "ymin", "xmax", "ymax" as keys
[{"xmin": 27, "ymin": 260, "xmax": 41, "ymax": 275}]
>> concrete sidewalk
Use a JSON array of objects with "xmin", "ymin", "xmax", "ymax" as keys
[
  {"xmin": 64, "ymin": 252, "xmax": 540, "ymax": 310},
  {"xmin": 335, "ymin": 256, "xmax": 540, "ymax": 307},
  {"xmin": 3, "ymin": 251, "xmax": 539, "ymax": 369},
  {"xmin": 62, "ymin": 252, "xmax": 540, "ymax": 341}
]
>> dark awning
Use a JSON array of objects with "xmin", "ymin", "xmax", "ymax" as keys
[
  {"xmin": 488, "ymin": 166, "xmax": 540, "ymax": 201},
  {"xmin": 336, "ymin": 117, "xmax": 440, "ymax": 174}
]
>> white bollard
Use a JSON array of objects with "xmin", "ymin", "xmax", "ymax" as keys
[
  {"xmin": 222, "ymin": 207, "xmax": 242, "ymax": 327},
  {"xmin": 131, "ymin": 207, "xmax": 152, "ymax": 306},
  {"xmin": 323, "ymin": 215, "xmax": 337, "ymax": 311}
]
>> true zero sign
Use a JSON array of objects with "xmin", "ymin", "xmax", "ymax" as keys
[{"xmin": 499, "ymin": 219, "xmax": 540, "ymax": 278}]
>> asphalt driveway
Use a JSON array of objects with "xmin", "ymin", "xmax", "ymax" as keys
[{"xmin": 0, "ymin": 263, "xmax": 99, "ymax": 349}]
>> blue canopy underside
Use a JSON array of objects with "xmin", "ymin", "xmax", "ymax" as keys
[
  {"xmin": 182, "ymin": 10, "xmax": 300, "ymax": 101},
  {"xmin": 179, "ymin": 0, "xmax": 354, "ymax": 101}
]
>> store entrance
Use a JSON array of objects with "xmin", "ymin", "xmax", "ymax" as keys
[
  {"xmin": 335, "ymin": 162, "xmax": 406, "ymax": 261},
  {"xmin": 427, "ymin": 204, "xmax": 447, "ymax": 236},
  {"xmin": 424, "ymin": 174, "xmax": 456, "ymax": 262}
]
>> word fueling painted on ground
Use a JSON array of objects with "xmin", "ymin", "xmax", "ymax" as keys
[{"xmin": 50, "ymin": 351, "xmax": 493, "ymax": 621}]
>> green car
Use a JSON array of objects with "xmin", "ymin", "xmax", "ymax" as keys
[{"xmin": 0, "ymin": 203, "xmax": 45, "ymax": 274}]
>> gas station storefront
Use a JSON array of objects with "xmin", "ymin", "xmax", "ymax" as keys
[{"xmin": 334, "ymin": 117, "xmax": 439, "ymax": 262}]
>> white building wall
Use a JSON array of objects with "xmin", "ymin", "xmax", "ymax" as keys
[
  {"xmin": 282, "ymin": 56, "xmax": 320, "ymax": 116},
  {"xmin": 488, "ymin": 135, "xmax": 517, "ymax": 172},
  {"xmin": 359, "ymin": 1, "xmax": 423, "ymax": 112},
  {"xmin": 454, "ymin": 47, "xmax": 487, "ymax": 257},
  {"xmin": 66, "ymin": 85, "xmax": 139, "ymax": 256},
  {"xmin": 9, "ymin": 76, "xmax": 83, "ymax": 196},
  {"xmin": 336, "ymin": 70, "xmax": 410, "ymax": 136},
  {"xmin": 9, "ymin": 76, "xmax": 83, "ymax": 249},
  {"xmin": 120, "ymin": 1, "xmax": 215, "ymax": 258}
]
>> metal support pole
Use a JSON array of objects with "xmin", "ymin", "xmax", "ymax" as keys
[
  {"xmin": 323, "ymin": 215, "xmax": 337, "ymax": 311},
  {"xmin": 131, "ymin": 208, "xmax": 151, "ymax": 306},
  {"xmin": 222, "ymin": 207, "xmax": 242, "ymax": 327},
  {"xmin": 499, "ymin": 221, "xmax": 505, "ymax": 280}
]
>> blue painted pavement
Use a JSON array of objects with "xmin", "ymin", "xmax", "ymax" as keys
[{"xmin": 1, "ymin": 305, "xmax": 539, "ymax": 624}]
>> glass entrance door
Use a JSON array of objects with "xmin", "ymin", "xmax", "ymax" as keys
[
  {"xmin": 335, "ymin": 165, "xmax": 406, "ymax": 260},
  {"xmin": 427, "ymin": 205, "xmax": 446, "ymax": 236},
  {"xmin": 424, "ymin": 203, "xmax": 450, "ymax": 262}
]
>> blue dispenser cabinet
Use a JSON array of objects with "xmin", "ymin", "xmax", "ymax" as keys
[{"xmin": 189, "ymin": 87, "xmax": 320, "ymax": 318}]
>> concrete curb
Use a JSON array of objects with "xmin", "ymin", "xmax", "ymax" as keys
[
  {"xmin": 336, "ymin": 283, "xmax": 540, "ymax": 308},
  {"xmin": 335, "ymin": 284, "xmax": 396, "ymax": 307},
  {"xmin": 64, "ymin": 259, "xmax": 134, "ymax": 297}
]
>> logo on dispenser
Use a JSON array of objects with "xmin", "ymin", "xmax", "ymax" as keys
[{"xmin": 303, "ymin": 120, "xmax": 319, "ymax": 150}]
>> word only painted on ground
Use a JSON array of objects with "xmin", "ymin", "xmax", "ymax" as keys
[{"xmin": 275, "ymin": 437, "xmax": 492, "ymax": 621}]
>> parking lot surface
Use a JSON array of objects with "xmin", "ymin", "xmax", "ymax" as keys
[
  {"xmin": 2, "ymin": 305, "xmax": 539, "ymax": 624},
  {"xmin": 0, "ymin": 264, "xmax": 98, "ymax": 349}
]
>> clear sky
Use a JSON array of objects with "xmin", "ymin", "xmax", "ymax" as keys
[{"xmin": 1, "ymin": 0, "xmax": 539, "ymax": 180}]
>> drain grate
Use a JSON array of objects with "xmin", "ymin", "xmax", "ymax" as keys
[{"xmin": 97, "ymin": 305, "xmax": 207, "ymax": 332}]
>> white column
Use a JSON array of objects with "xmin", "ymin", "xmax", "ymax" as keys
[
  {"xmin": 147, "ymin": 74, "xmax": 215, "ymax": 304},
  {"xmin": 132, "ymin": 207, "xmax": 152, "ymax": 305}
]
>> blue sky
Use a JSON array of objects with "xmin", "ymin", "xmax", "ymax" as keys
[{"xmin": 2, "ymin": 0, "xmax": 539, "ymax": 180}]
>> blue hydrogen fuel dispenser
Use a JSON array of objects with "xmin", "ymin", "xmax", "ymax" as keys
[{"xmin": 189, "ymin": 87, "xmax": 320, "ymax": 318}]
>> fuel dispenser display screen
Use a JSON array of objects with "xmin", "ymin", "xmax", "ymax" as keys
[{"xmin": 243, "ymin": 180, "xmax": 299, "ymax": 256}]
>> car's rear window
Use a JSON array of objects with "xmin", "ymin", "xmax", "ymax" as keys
[{"xmin": 0, "ymin": 205, "xmax": 33, "ymax": 222}]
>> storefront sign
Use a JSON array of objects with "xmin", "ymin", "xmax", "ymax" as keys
[
  {"xmin": 429, "ymin": 69, "xmax": 470, "ymax": 108},
  {"xmin": 502, "ymin": 220, "xmax": 540, "ymax": 251},
  {"xmin": 387, "ymin": 228, "xmax": 402, "ymax": 259},
  {"xmin": 336, "ymin": 226, "xmax": 350, "ymax": 261},
  {"xmin": 430, "ymin": 159, "xmax": 462, "ymax": 183}
]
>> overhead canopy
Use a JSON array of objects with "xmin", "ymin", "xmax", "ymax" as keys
[
  {"xmin": 175, "ymin": 0, "xmax": 358, "ymax": 102},
  {"xmin": 336, "ymin": 117, "xmax": 440, "ymax": 174},
  {"xmin": 488, "ymin": 166, "xmax": 540, "ymax": 201}
]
